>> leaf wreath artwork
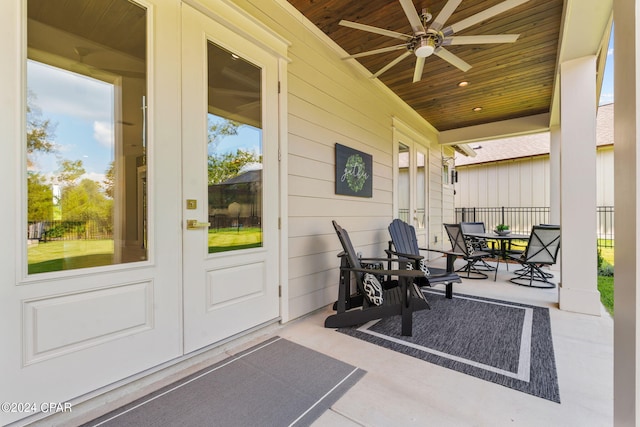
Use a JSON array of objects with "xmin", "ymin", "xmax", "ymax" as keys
[
  {"xmin": 335, "ymin": 143, "xmax": 373, "ymax": 197},
  {"xmin": 344, "ymin": 154, "xmax": 368, "ymax": 192}
]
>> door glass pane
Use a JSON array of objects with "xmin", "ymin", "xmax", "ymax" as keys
[
  {"xmin": 207, "ymin": 42, "xmax": 263, "ymax": 253},
  {"xmin": 416, "ymin": 151, "xmax": 426, "ymax": 229},
  {"xmin": 26, "ymin": 0, "xmax": 147, "ymax": 274},
  {"xmin": 398, "ymin": 143, "xmax": 410, "ymax": 223}
]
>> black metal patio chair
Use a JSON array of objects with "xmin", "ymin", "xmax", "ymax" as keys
[
  {"xmin": 507, "ymin": 225, "xmax": 561, "ymax": 288},
  {"xmin": 443, "ymin": 223, "xmax": 495, "ymax": 279},
  {"xmin": 460, "ymin": 221, "xmax": 497, "ymax": 272}
]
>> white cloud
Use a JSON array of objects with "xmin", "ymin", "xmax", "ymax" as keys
[
  {"xmin": 84, "ymin": 171, "xmax": 107, "ymax": 185},
  {"xmin": 608, "ymin": 47, "xmax": 614, "ymax": 56},
  {"xmin": 599, "ymin": 92, "xmax": 614, "ymax": 105},
  {"xmin": 93, "ymin": 121, "xmax": 114, "ymax": 148},
  {"xmin": 28, "ymin": 60, "xmax": 114, "ymax": 123}
]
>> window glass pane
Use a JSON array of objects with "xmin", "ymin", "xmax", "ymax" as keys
[
  {"xmin": 416, "ymin": 151, "xmax": 426, "ymax": 229},
  {"xmin": 26, "ymin": 0, "xmax": 147, "ymax": 274},
  {"xmin": 207, "ymin": 42, "xmax": 263, "ymax": 253},
  {"xmin": 398, "ymin": 143, "xmax": 410, "ymax": 223}
]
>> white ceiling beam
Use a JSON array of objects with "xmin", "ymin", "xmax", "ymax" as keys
[{"xmin": 438, "ymin": 113, "xmax": 551, "ymax": 145}]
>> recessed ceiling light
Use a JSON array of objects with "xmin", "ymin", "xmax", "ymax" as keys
[
  {"xmin": 231, "ymin": 53, "xmax": 240, "ymax": 60},
  {"xmin": 458, "ymin": 81, "xmax": 469, "ymax": 87},
  {"xmin": 472, "ymin": 107, "xmax": 483, "ymax": 112}
]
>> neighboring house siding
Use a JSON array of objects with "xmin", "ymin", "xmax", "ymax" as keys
[
  {"xmin": 237, "ymin": 0, "xmax": 452, "ymax": 320},
  {"xmin": 455, "ymin": 148, "xmax": 612, "ymax": 208},
  {"xmin": 455, "ymin": 103, "xmax": 613, "ymax": 210},
  {"xmin": 597, "ymin": 145, "xmax": 614, "ymax": 205}
]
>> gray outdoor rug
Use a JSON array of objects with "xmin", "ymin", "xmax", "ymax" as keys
[
  {"xmin": 338, "ymin": 290, "xmax": 560, "ymax": 403},
  {"xmin": 85, "ymin": 337, "xmax": 365, "ymax": 427}
]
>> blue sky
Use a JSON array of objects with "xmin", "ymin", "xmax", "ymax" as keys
[
  {"xmin": 599, "ymin": 30, "xmax": 614, "ymax": 105},
  {"xmin": 28, "ymin": 59, "xmax": 261, "ymax": 184},
  {"xmin": 28, "ymin": 60, "xmax": 114, "ymax": 183},
  {"xmin": 207, "ymin": 115, "xmax": 262, "ymax": 157}
]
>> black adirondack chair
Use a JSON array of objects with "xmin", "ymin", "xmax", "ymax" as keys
[
  {"xmin": 387, "ymin": 219, "xmax": 461, "ymax": 299},
  {"xmin": 325, "ymin": 220, "xmax": 430, "ymax": 336}
]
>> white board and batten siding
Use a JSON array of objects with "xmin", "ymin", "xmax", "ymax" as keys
[
  {"xmin": 455, "ymin": 149, "xmax": 613, "ymax": 209},
  {"xmin": 236, "ymin": 0, "xmax": 454, "ymax": 320},
  {"xmin": 456, "ymin": 156, "xmax": 551, "ymax": 208}
]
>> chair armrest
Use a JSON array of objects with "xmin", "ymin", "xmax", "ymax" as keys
[
  {"xmin": 340, "ymin": 265, "xmax": 426, "ymax": 279},
  {"xmin": 418, "ymin": 248, "xmax": 461, "ymax": 273},
  {"xmin": 422, "ymin": 248, "xmax": 465, "ymax": 257},
  {"xmin": 385, "ymin": 249, "xmax": 423, "ymax": 262}
]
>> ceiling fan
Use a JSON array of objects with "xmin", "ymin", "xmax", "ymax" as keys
[{"xmin": 340, "ymin": 0, "xmax": 530, "ymax": 82}]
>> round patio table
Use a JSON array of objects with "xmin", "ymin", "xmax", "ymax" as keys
[{"xmin": 463, "ymin": 232, "xmax": 530, "ymax": 281}]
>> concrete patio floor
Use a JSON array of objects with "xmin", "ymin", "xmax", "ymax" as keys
[
  {"xmin": 31, "ymin": 259, "xmax": 613, "ymax": 427},
  {"xmin": 282, "ymin": 259, "xmax": 614, "ymax": 427}
]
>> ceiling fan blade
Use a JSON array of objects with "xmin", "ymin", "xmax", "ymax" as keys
[
  {"xmin": 442, "ymin": 0, "xmax": 530, "ymax": 36},
  {"xmin": 430, "ymin": 0, "xmax": 462, "ymax": 31},
  {"xmin": 339, "ymin": 20, "xmax": 412, "ymax": 41},
  {"xmin": 443, "ymin": 34, "xmax": 520, "ymax": 45},
  {"xmin": 434, "ymin": 47, "xmax": 472, "ymax": 72},
  {"xmin": 399, "ymin": 0, "xmax": 426, "ymax": 34},
  {"xmin": 371, "ymin": 50, "xmax": 413, "ymax": 79},
  {"xmin": 343, "ymin": 44, "xmax": 409, "ymax": 59},
  {"xmin": 412, "ymin": 57, "xmax": 426, "ymax": 83}
]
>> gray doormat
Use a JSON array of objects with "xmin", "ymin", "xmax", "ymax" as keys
[
  {"xmin": 85, "ymin": 337, "xmax": 365, "ymax": 427},
  {"xmin": 338, "ymin": 290, "xmax": 560, "ymax": 403}
]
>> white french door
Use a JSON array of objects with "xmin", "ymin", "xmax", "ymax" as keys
[
  {"xmin": 181, "ymin": 4, "xmax": 280, "ymax": 353},
  {"xmin": 395, "ymin": 129, "xmax": 429, "ymax": 248},
  {"xmin": 1, "ymin": 1, "xmax": 183, "ymax": 425}
]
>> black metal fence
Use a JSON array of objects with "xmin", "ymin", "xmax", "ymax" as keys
[
  {"xmin": 455, "ymin": 206, "xmax": 614, "ymax": 248},
  {"xmin": 27, "ymin": 220, "xmax": 113, "ymax": 242}
]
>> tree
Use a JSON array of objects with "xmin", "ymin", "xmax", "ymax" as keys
[
  {"xmin": 57, "ymin": 159, "xmax": 85, "ymax": 188},
  {"xmin": 26, "ymin": 91, "xmax": 56, "ymax": 169},
  {"xmin": 61, "ymin": 179, "xmax": 111, "ymax": 222},
  {"xmin": 103, "ymin": 161, "xmax": 115, "ymax": 199},
  {"xmin": 26, "ymin": 92, "xmax": 57, "ymax": 222},
  {"xmin": 207, "ymin": 116, "xmax": 241, "ymax": 153},
  {"xmin": 208, "ymin": 149, "xmax": 261, "ymax": 185},
  {"xmin": 27, "ymin": 172, "xmax": 54, "ymax": 222}
]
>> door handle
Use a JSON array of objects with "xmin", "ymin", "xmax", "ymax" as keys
[{"xmin": 186, "ymin": 219, "xmax": 211, "ymax": 230}]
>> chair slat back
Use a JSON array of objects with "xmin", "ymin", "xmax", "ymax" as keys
[
  {"xmin": 332, "ymin": 220, "xmax": 363, "ymax": 271},
  {"xmin": 460, "ymin": 222, "xmax": 486, "ymax": 234},
  {"xmin": 524, "ymin": 225, "xmax": 561, "ymax": 264},
  {"xmin": 388, "ymin": 219, "xmax": 420, "ymax": 256},
  {"xmin": 444, "ymin": 223, "xmax": 469, "ymax": 255}
]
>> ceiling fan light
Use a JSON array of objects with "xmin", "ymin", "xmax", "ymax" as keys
[{"xmin": 414, "ymin": 38, "xmax": 435, "ymax": 58}]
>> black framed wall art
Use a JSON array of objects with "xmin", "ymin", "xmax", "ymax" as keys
[{"xmin": 335, "ymin": 143, "xmax": 373, "ymax": 198}]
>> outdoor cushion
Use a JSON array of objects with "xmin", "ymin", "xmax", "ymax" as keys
[{"xmin": 363, "ymin": 273, "xmax": 384, "ymax": 306}]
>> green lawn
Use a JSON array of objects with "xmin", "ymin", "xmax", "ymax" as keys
[
  {"xmin": 28, "ymin": 240, "xmax": 114, "ymax": 274},
  {"xmin": 598, "ymin": 245, "xmax": 614, "ymax": 315},
  {"xmin": 598, "ymin": 275, "xmax": 614, "ymax": 315},
  {"xmin": 599, "ymin": 246, "xmax": 614, "ymax": 265},
  {"xmin": 208, "ymin": 227, "xmax": 262, "ymax": 253},
  {"xmin": 27, "ymin": 228, "xmax": 264, "ymax": 273}
]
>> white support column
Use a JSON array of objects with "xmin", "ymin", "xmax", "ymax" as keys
[
  {"xmin": 614, "ymin": 0, "xmax": 640, "ymax": 424},
  {"xmin": 548, "ymin": 126, "xmax": 561, "ymax": 276},
  {"xmin": 549, "ymin": 126, "xmax": 561, "ymax": 224},
  {"xmin": 558, "ymin": 56, "xmax": 601, "ymax": 315}
]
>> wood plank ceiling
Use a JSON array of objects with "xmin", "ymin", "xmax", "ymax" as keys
[{"xmin": 286, "ymin": 0, "xmax": 564, "ymax": 132}]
